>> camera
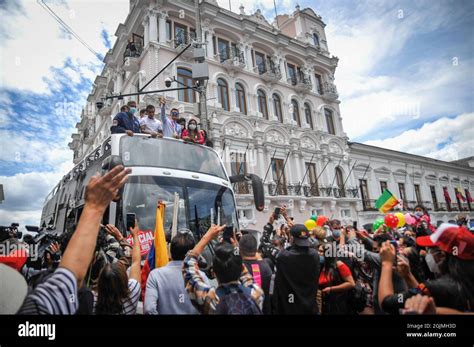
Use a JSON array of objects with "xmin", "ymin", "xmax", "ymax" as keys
[
  {"xmin": 165, "ymin": 77, "xmax": 173, "ymax": 88},
  {"xmin": 96, "ymin": 100, "xmax": 104, "ymax": 110}
]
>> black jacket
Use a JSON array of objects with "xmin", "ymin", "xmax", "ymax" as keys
[{"xmin": 273, "ymin": 245, "xmax": 320, "ymax": 314}]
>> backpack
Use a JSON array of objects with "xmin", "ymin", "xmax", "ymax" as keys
[
  {"xmin": 348, "ymin": 281, "xmax": 369, "ymax": 313},
  {"xmin": 215, "ymin": 284, "xmax": 262, "ymax": 315}
]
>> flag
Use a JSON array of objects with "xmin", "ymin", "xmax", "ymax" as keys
[
  {"xmin": 375, "ymin": 189, "xmax": 399, "ymax": 214},
  {"xmin": 456, "ymin": 187, "xmax": 466, "ymax": 202},
  {"xmin": 154, "ymin": 201, "xmax": 169, "ymax": 268},
  {"xmin": 443, "ymin": 187, "xmax": 451, "ymax": 203},
  {"xmin": 466, "ymin": 189, "xmax": 473, "ymax": 203}
]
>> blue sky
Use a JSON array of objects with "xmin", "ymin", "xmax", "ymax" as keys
[{"xmin": 0, "ymin": 0, "xmax": 473, "ymax": 225}]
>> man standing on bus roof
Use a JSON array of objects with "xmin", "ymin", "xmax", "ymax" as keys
[
  {"xmin": 159, "ymin": 97, "xmax": 182, "ymax": 139},
  {"xmin": 140, "ymin": 104, "xmax": 163, "ymax": 138},
  {"xmin": 111, "ymin": 100, "xmax": 141, "ymax": 136}
]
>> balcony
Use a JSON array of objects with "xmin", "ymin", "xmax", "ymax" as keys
[
  {"xmin": 322, "ymin": 82, "xmax": 338, "ymax": 100},
  {"xmin": 257, "ymin": 62, "xmax": 282, "ymax": 83},
  {"xmin": 362, "ymin": 199, "xmax": 377, "ymax": 211},
  {"xmin": 234, "ymin": 181, "xmax": 251, "ymax": 195},
  {"xmin": 288, "ymin": 74, "xmax": 313, "ymax": 93},
  {"xmin": 123, "ymin": 40, "xmax": 142, "ymax": 73},
  {"xmin": 265, "ymin": 183, "xmax": 359, "ymax": 198},
  {"xmin": 173, "ymin": 32, "xmax": 195, "ymax": 59},
  {"xmin": 221, "ymin": 48, "xmax": 246, "ymax": 73}
]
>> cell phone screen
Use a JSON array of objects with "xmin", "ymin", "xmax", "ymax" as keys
[
  {"xmin": 223, "ymin": 225, "xmax": 234, "ymax": 243},
  {"xmin": 274, "ymin": 207, "xmax": 281, "ymax": 218},
  {"xmin": 126, "ymin": 213, "xmax": 136, "ymax": 231}
]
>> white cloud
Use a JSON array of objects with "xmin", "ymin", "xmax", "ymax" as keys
[
  {"xmin": 364, "ymin": 113, "xmax": 474, "ymax": 161},
  {"xmin": 0, "ymin": 0, "xmax": 128, "ymax": 93},
  {"xmin": 322, "ymin": 3, "xmax": 473, "ymax": 140}
]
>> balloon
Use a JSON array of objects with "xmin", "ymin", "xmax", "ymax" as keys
[
  {"xmin": 304, "ymin": 219, "xmax": 317, "ymax": 231},
  {"xmin": 372, "ymin": 218, "xmax": 384, "ymax": 232},
  {"xmin": 394, "ymin": 212, "xmax": 405, "ymax": 228},
  {"xmin": 384, "ymin": 214, "xmax": 399, "ymax": 229},
  {"xmin": 316, "ymin": 215, "xmax": 328, "ymax": 227},
  {"xmin": 404, "ymin": 213, "xmax": 415, "ymax": 226},
  {"xmin": 310, "ymin": 214, "xmax": 317, "ymax": 221}
]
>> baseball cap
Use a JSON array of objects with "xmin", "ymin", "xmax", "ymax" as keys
[
  {"xmin": 290, "ymin": 224, "xmax": 310, "ymax": 247},
  {"xmin": 416, "ymin": 223, "xmax": 474, "ymax": 260}
]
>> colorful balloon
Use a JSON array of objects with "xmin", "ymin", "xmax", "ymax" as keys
[
  {"xmin": 310, "ymin": 214, "xmax": 317, "ymax": 221},
  {"xmin": 372, "ymin": 218, "xmax": 384, "ymax": 232},
  {"xmin": 384, "ymin": 214, "xmax": 399, "ymax": 229},
  {"xmin": 404, "ymin": 213, "xmax": 415, "ymax": 226},
  {"xmin": 394, "ymin": 212, "xmax": 406, "ymax": 228},
  {"xmin": 304, "ymin": 219, "xmax": 317, "ymax": 231},
  {"xmin": 316, "ymin": 215, "xmax": 328, "ymax": 227}
]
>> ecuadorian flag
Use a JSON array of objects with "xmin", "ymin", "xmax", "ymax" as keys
[{"xmin": 375, "ymin": 189, "xmax": 399, "ymax": 214}]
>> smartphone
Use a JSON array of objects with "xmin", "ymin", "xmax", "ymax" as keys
[
  {"xmin": 223, "ymin": 225, "xmax": 234, "ymax": 243},
  {"xmin": 126, "ymin": 213, "xmax": 136, "ymax": 232},
  {"xmin": 274, "ymin": 207, "xmax": 281, "ymax": 219},
  {"xmin": 353, "ymin": 221, "xmax": 358, "ymax": 230}
]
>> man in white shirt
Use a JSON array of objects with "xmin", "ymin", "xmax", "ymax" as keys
[{"xmin": 140, "ymin": 104, "xmax": 163, "ymax": 138}]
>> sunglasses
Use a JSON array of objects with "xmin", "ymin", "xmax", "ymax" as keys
[{"xmin": 171, "ymin": 111, "xmax": 179, "ymax": 116}]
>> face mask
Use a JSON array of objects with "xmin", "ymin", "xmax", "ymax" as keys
[
  {"xmin": 319, "ymin": 255, "xmax": 325, "ymax": 266},
  {"xmin": 188, "ymin": 124, "xmax": 196, "ymax": 131},
  {"xmin": 414, "ymin": 211, "xmax": 423, "ymax": 218},
  {"xmin": 129, "ymin": 107, "xmax": 137, "ymax": 114},
  {"xmin": 425, "ymin": 253, "xmax": 440, "ymax": 274},
  {"xmin": 332, "ymin": 230, "xmax": 341, "ymax": 238}
]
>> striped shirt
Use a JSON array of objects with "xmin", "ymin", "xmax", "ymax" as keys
[
  {"xmin": 17, "ymin": 267, "xmax": 78, "ymax": 315},
  {"xmin": 92, "ymin": 279, "xmax": 141, "ymax": 315},
  {"xmin": 182, "ymin": 251, "xmax": 264, "ymax": 315}
]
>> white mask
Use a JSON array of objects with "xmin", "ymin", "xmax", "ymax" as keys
[
  {"xmin": 188, "ymin": 124, "xmax": 196, "ymax": 131},
  {"xmin": 425, "ymin": 253, "xmax": 440, "ymax": 274}
]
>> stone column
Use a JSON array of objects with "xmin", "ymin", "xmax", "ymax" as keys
[
  {"xmin": 149, "ymin": 9, "xmax": 158, "ymax": 43},
  {"xmin": 206, "ymin": 30, "xmax": 215, "ymax": 59},
  {"xmin": 279, "ymin": 57, "xmax": 287, "ymax": 82},
  {"xmin": 143, "ymin": 17, "xmax": 149, "ymax": 47},
  {"xmin": 158, "ymin": 10, "xmax": 168, "ymax": 43}
]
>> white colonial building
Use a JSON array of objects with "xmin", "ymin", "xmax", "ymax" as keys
[{"xmin": 69, "ymin": 0, "xmax": 474, "ymax": 231}]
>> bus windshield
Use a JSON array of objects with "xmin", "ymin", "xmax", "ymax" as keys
[
  {"xmin": 122, "ymin": 176, "xmax": 238, "ymax": 241},
  {"xmin": 120, "ymin": 136, "xmax": 227, "ymax": 179}
]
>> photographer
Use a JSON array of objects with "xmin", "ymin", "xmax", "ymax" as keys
[{"xmin": 182, "ymin": 224, "xmax": 263, "ymax": 315}]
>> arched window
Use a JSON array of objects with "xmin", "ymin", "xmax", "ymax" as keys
[
  {"xmin": 291, "ymin": 99, "xmax": 301, "ymax": 126},
  {"xmin": 257, "ymin": 89, "xmax": 268, "ymax": 119},
  {"xmin": 313, "ymin": 33, "xmax": 320, "ymax": 47},
  {"xmin": 235, "ymin": 82, "xmax": 247, "ymax": 115},
  {"xmin": 335, "ymin": 167, "xmax": 346, "ymax": 197},
  {"xmin": 177, "ymin": 68, "xmax": 195, "ymax": 103},
  {"xmin": 273, "ymin": 93, "xmax": 283, "ymax": 123},
  {"xmin": 304, "ymin": 103, "xmax": 313, "ymax": 129},
  {"xmin": 217, "ymin": 78, "xmax": 230, "ymax": 111},
  {"xmin": 325, "ymin": 108, "xmax": 336, "ymax": 135}
]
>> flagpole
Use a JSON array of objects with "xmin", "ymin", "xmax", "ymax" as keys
[{"xmin": 296, "ymin": 152, "xmax": 315, "ymax": 195}]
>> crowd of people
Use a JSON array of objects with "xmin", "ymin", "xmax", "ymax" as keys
[
  {"xmin": 110, "ymin": 98, "xmax": 209, "ymax": 146},
  {"xmin": 1, "ymin": 165, "xmax": 473, "ymax": 315}
]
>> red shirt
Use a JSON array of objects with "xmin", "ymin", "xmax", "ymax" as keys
[
  {"xmin": 181, "ymin": 129, "xmax": 204, "ymax": 144},
  {"xmin": 318, "ymin": 261, "xmax": 352, "ymax": 288}
]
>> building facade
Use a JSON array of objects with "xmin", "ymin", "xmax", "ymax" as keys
[{"xmin": 69, "ymin": 0, "xmax": 474, "ymax": 231}]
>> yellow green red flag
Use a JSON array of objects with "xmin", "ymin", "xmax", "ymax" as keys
[{"xmin": 375, "ymin": 189, "xmax": 399, "ymax": 214}]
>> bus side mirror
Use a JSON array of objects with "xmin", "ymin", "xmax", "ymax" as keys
[{"xmin": 229, "ymin": 174, "xmax": 265, "ymax": 212}]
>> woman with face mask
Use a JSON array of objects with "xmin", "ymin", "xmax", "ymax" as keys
[
  {"xmin": 412, "ymin": 205, "xmax": 436, "ymax": 236},
  {"xmin": 181, "ymin": 118, "xmax": 204, "ymax": 144},
  {"xmin": 378, "ymin": 223, "xmax": 474, "ymax": 314}
]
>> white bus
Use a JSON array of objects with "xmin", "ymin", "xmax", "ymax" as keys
[{"xmin": 40, "ymin": 134, "xmax": 264, "ymax": 245}]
